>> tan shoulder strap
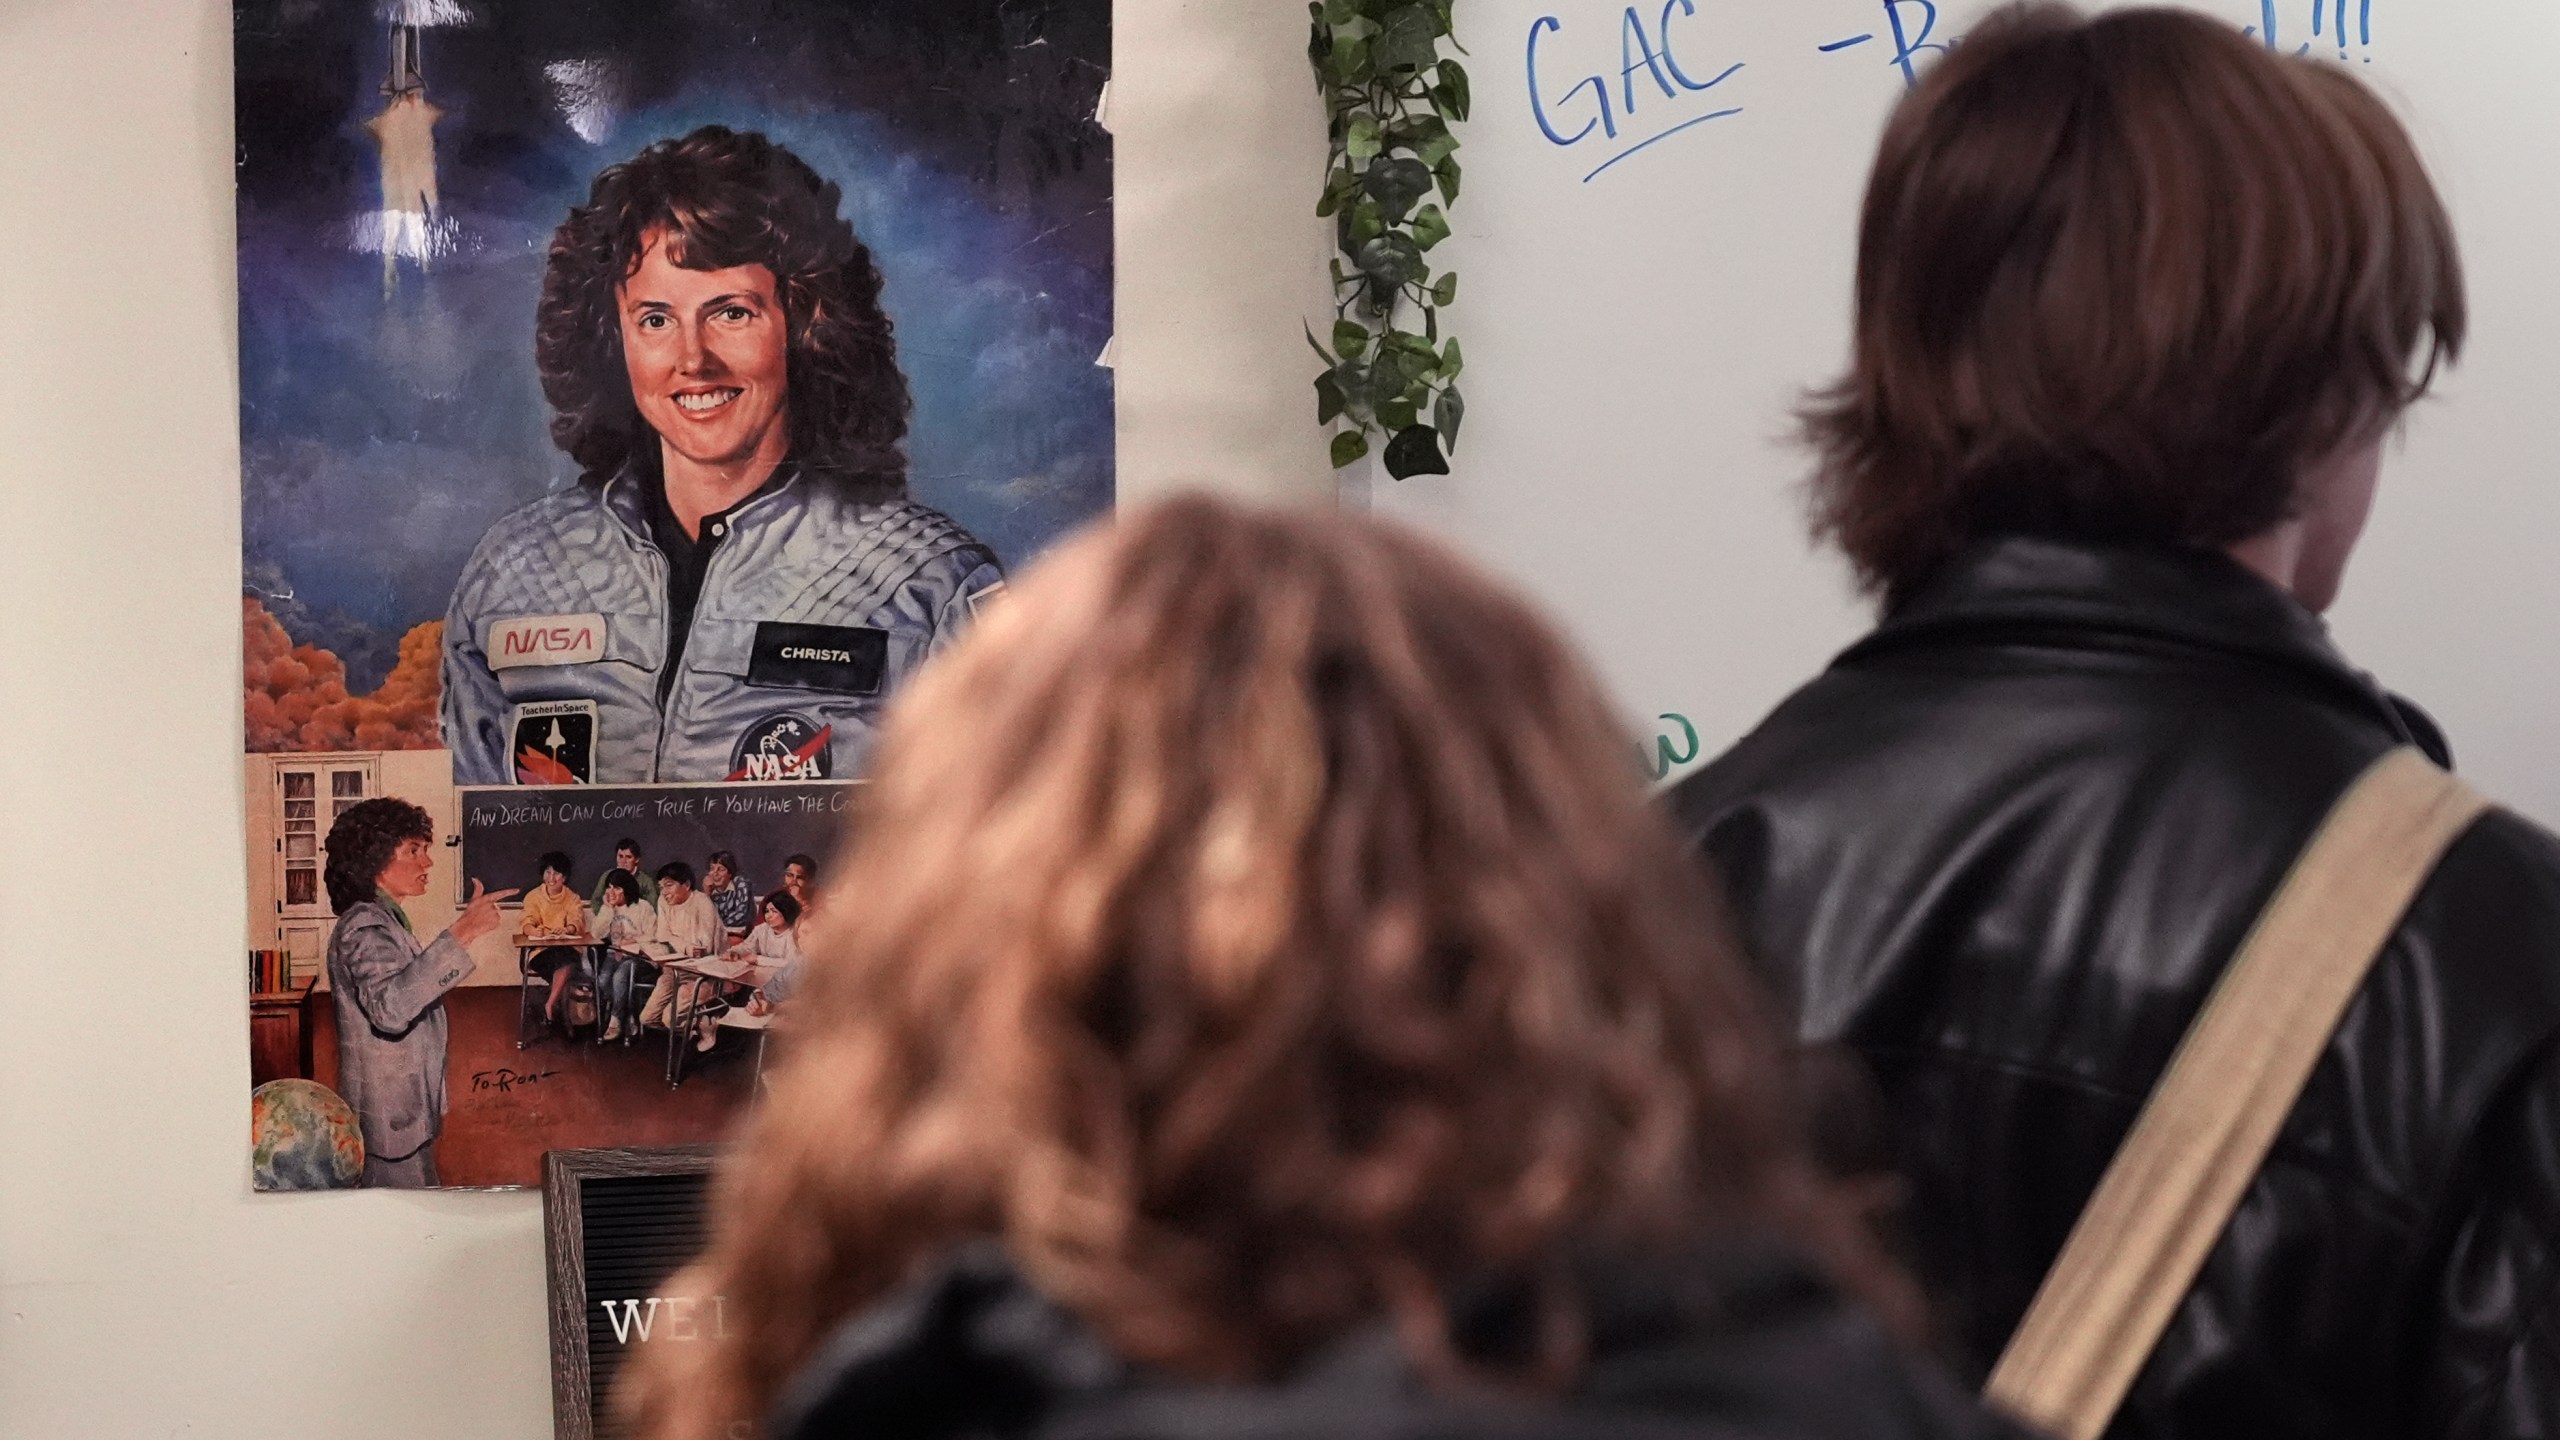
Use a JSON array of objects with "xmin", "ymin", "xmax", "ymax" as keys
[{"xmin": 1983, "ymin": 747, "xmax": 2490, "ymax": 1440}]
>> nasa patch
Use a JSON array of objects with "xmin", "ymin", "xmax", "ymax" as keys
[
  {"xmin": 509, "ymin": 700, "xmax": 596, "ymax": 785},
  {"xmin": 486, "ymin": 612, "xmax": 605, "ymax": 670},
  {"xmin": 728, "ymin": 712, "xmax": 834, "ymax": 782}
]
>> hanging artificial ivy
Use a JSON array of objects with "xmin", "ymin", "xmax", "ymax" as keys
[{"xmin": 1307, "ymin": 0, "xmax": 1469, "ymax": 479}]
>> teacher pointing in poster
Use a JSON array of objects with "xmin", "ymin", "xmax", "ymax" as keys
[
  {"xmin": 440, "ymin": 125, "xmax": 1006, "ymax": 787},
  {"xmin": 322, "ymin": 798, "xmax": 514, "ymax": 1188}
]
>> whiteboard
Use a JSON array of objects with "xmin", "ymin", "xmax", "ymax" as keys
[{"xmin": 1369, "ymin": 0, "xmax": 2560, "ymax": 824}]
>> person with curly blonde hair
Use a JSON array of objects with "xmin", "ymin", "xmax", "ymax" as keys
[{"xmin": 627, "ymin": 497, "xmax": 2009, "ymax": 1440}]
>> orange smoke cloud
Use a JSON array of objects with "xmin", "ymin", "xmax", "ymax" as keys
[{"xmin": 244, "ymin": 597, "xmax": 443, "ymax": 752}]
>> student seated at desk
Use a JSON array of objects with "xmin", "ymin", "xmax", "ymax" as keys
[
  {"xmin": 704, "ymin": 850, "xmax": 755, "ymax": 940},
  {"xmin": 735, "ymin": 892, "xmax": 805, "ymax": 1020},
  {"xmin": 593, "ymin": 868, "xmax": 653, "ymax": 1043},
  {"xmin": 521, "ymin": 849, "xmax": 591, "ymax": 1026},
  {"xmin": 636, "ymin": 861, "xmax": 724, "ymax": 1037},
  {"xmin": 591, "ymin": 837, "xmax": 644, "ymax": 908},
  {"xmin": 669, "ymin": 891, "xmax": 809, "ymax": 1053},
  {"xmin": 776, "ymin": 852, "xmax": 819, "ymax": 925}
]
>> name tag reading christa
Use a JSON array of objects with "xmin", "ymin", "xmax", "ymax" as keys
[{"xmin": 748, "ymin": 621, "xmax": 887, "ymax": 695}]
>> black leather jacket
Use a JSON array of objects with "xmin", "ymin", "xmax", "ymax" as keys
[
  {"xmin": 768, "ymin": 1243, "xmax": 2021, "ymax": 1440},
  {"xmin": 1669, "ymin": 537, "xmax": 2560, "ymax": 1439}
]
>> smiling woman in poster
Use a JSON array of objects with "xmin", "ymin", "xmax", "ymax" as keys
[
  {"xmin": 322, "ymin": 798, "xmax": 514, "ymax": 1187},
  {"xmin": 440, "ymin": 126, "xmax": 1007, "ymax": 786}
]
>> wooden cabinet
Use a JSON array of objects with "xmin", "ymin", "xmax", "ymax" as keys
[{"xmin": 251, "ymin": 979, "xmax": 320, "ymax": 1088}]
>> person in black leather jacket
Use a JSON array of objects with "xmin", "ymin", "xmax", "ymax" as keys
[
  {"xmin": 623, "ymin": 497, "xmax": 2015, "ymax": 1440},
  {"xmin": 1672, "ymin": 7, "xmax": 2560, "ymax": 1439}
]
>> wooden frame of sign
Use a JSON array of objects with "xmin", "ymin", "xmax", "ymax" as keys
[{"xmin": 543, "ymin": 1144, "xmax": 723, "ymax": 1440}]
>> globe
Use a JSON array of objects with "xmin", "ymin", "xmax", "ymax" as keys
[{"xmin": 251, "ymin": 1078, "xmax": 365, "ymax": 1191}]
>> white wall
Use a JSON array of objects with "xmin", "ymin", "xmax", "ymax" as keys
[
  {"xmin": 1372, "ymin": 0, "xmax": 2560, "ymax": 819},
  {"xmin": 0, "ymin": 1, "xmax": 1326, "ymax": 1436}
]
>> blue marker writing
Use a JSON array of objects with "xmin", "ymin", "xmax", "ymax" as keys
[
  {"xmin": 1883, "ymin": 0, "xmax": 1947, "ymax": 89},
  {"xmin": 1527, "ymin": 15, "xmax": 1613, "ymax": 144}
]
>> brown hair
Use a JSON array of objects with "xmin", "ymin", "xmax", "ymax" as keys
[
  {"xmin": 629, "ymin": 496, "xmax": 1916, "ymax": 1437},
  {"xmin": 1804, "ymin": 3, "xmax": 2465, "ymax": 601},
  {"xmin": 537, "ymin": 125, "xmax": 909, "ymax": 498}
]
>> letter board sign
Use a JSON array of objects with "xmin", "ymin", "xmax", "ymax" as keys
[{"xmin": 544, "ymin": 1146, "xmax": 738, "ymax": 1440}]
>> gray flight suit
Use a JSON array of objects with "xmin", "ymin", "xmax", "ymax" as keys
[
  {"xmin": 440, "ymin": 467, "xmax": 1003, "ymax": 784},
  {"xmin": 326, "ymin": 898, "xmax": 472, "ymax": 1184}
]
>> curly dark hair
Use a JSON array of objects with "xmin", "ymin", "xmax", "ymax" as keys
[
  {"xmin": 537, "ymin": 849, "xmax": 574, "ymax": 881},
  {"xmin": 536, "ymin": 125, "xmax": 911, "ymax": 497},
  {"xmin": 323, "ymin": 798, "xmax": 435, "ymax": 915}
]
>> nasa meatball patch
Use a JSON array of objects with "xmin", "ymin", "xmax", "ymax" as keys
[
  {"xmin": 729, "ymin": 713, "xmax": 835, "ymax": 782},
  {"xmin": 509, "ymin": 700, "xmax": 597, "ymax": 785},
  {"xmin": 747, "ymin": 621, "xmax": 886, "ymax": 695}
]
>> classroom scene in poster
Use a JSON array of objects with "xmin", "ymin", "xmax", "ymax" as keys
[{"xmin": 237, "ymin": 0, "xmax": 1113, "ymax": 1190}]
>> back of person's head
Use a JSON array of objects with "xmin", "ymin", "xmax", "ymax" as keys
[
  {"xmin": 632, "ymin": 496, "xmax": 1915, "ymax": 1436},
  {"xmin": 1806, "ymin": 1, "xmax": 2464, "ymax": 601}
]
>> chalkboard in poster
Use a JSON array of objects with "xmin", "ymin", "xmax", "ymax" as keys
[{"xmin": 543, "ymin": 1145, "xmax": 741, "ymax": 1440}]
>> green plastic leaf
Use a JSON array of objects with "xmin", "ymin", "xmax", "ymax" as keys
[
  {"xmin": 1383, "ymin": 424, "xmax": 1451, "ymax": 479},
  {"xmin": 1323, "ymin": 0, "xmax": 1358, "ymax": 22},
  {"xmin": 1303, "ymin": 322, "xmax": 1336, "ymax": 365},
  {"xmin": 1378, "ymin": 394, "xmax": 1419, "ymax": 431},
  {"xmin": 1361, "ymin": 360, "xmax": 1409, "ymax": 410},
  {"xmin": 1330, "ymin": 36, "xmax": 1371, "ymax": 84},
  {"xmin": 1375, "ymin": 6, "xmax": 1438, "ymax": 72},
  {"xmin": 1356, "ymin": 234, "xmax": 1423, "ymax": 291},
  {"xmin": 1410, "ymin": 203, "xmax": 1451, "ymax": 250},
  {"xmin": 1434, "ymin": 384, "xmax": 1464, "ymax": 448},
  {"xmin": 1334, "ymin": 362, "xmax": 1372, "ymax": 417},
  {"xmin": 1332, "ymin": 318, "xmax": 1371, "ymax": 359},
  {"xmin": 1363, "ymin": 157, "xmax": 1432, "ymax": 223},
  {"xmin": 1388, "ymin": 115, "xmax": 1450, "ymax": 155},
  {"xmin": 1436, "ymin": 59, "xmax": 1472, "ymax": 120},
  {"xmin": 1432, "ymin": 157, "xmax": 1462, "ymax": 204},
  {"xmin": 1315, "ymin": 371, "xmax": 1346, "ymax": 425},
  {"xmin": 1331, "ymin": 429, "xmax": 1371, "ymax": 468},
  {"xmin": 1346, "ymin": 113, "xmax": 1383, "ymax": 159},
  {"xmin": 1423, "ymin": 305, "xmax": 1437, "ymax": 341},
  {"xmin": 1439, "ymin": 336, "xmax": 1464, "ymax": 378},
  {"xmin": 1383, "ymin": 330, "xmax": 1435, "ymax": 359},
  {"xmin": 1315, "ymin": 186, "xmax": 1341, "ymax": 219},
  {"xmin": 1430, "ymin": 272, "xmax": 1458, "ymax": 306},
  {"xmin": 1347, "ymin": 196, "xmax": 1385, "ymax": 246}
]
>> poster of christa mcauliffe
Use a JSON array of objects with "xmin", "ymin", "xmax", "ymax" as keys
[{"xmin": 236, "ymin": 0, "xmax": 1111, "ymax": 1190}]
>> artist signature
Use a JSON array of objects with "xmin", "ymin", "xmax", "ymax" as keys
[{"xmin": 471, "ymin": 1066, "xmax": 560, "ymax": 1095}]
